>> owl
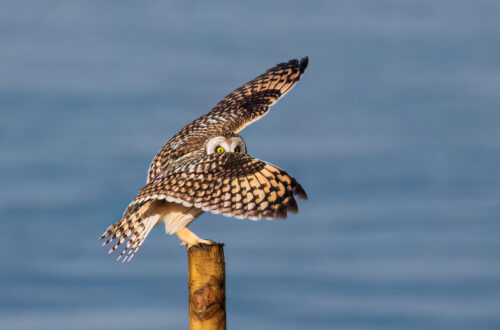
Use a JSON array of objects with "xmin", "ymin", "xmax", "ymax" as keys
[{"xmin": 101, "ymin": 57, "xmax": 309, "ymax": 261}]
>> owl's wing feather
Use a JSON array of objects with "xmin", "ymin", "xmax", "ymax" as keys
[
  {"xmin": 130, "ymin": 153, "xmax": 307, "ymax": 221},
  {"xmin": 206, "ymin": 56, "xmax": 309, "ymax": 133}
]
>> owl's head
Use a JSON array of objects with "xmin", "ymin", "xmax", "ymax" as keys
[{"xmin": 206, "ymin": 134, "xmax": 246, "ymax": 155}]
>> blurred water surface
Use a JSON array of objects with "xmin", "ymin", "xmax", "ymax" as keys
[{"xmin": 1, "ymin": 1, "xmax": 499, "ymax": 329}]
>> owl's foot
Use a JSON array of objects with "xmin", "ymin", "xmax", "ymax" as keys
[{"xmin": 176, "ymin": 228, "xmax": 214, "ymax": 248}]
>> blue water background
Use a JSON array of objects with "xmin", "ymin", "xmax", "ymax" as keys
[{"xmin": 1, "ymin": 1, "xmax": 499, "ymax": 329}]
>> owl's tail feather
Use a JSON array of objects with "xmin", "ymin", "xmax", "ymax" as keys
[{"xmin": 100, "ymin": 208, "xmax": 160, "ymax": 262}]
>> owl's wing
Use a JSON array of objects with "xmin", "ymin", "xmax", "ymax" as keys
[
  {"xmin": 146, "ymin": 57, "xmax": 308, "ymax": 183},
  {"xmin": 204, "ymin": 56, "xmax": 308, "ymax": 133},
  {"xmin": 130, "ymin": 153, "xmax": 307, "ymax": 221}
]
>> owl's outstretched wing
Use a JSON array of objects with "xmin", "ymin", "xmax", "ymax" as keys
[
  {"xmin": 147, "ymin": 57, "xmax": 308, "ymax": 183},
  {"xmin": 206, "ymin": 56, "xmax": 309, "ymax": 133},
  {"xmin": 132, "ymin": 153, "xmax": 307, "ymax": 221}
]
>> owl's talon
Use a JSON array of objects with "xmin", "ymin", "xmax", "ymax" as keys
[
  {"xmin": 179, "ymin": 240, "xmax": 213, "ymax": 247},
  {"xmin": 186, "ymin": 238, "xmax": 214, "ymax": 248},
  {"xmin": 198, "ymin": 239, "xmax": 215, "ymax": 246}
]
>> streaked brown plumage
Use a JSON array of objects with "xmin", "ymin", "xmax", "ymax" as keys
[{"xmin": 101, "ymin": 57, "xmax": 309, "ymax": 261}]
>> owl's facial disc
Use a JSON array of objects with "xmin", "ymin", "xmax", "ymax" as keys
[{"xmin": 206, "ymin": 136, "xmax": 246, "ymax": 155}]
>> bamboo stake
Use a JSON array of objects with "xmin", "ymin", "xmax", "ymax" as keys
[{"xmin": 187, "ymin": 243, "xmax": 226, "ymax": 330}]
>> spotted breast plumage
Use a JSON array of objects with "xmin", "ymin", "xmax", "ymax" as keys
[{"xmin": 101, "ymin": 57, "xmax": 309, "ymax": 261}]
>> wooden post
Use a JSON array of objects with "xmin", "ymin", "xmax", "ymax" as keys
[{"xmin": 187, "ymin": 243, "xmax": 226, "ymax": 330}]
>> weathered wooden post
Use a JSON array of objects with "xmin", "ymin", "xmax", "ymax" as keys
[{"xmin": 187, "ymin": 243, "xmax": 226, "ymax": 330}]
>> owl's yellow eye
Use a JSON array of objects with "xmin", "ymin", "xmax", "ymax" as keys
[{"xmin": 216, "ymin": 146, "xmax": 225, "ymax": 153}]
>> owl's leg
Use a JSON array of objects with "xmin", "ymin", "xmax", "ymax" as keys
[{"xmin": 176, "ymin": 228, "xmax": 212, "ymax": 248}]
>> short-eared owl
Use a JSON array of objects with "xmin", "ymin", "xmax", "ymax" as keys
[{"xmin": 101, "ymin": 57, "xmax": 309, "ymax": 261}]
